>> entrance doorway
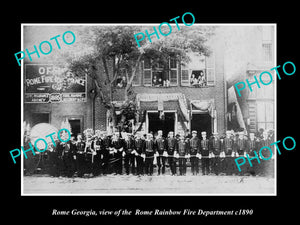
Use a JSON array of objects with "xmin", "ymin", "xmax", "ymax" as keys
[
  {"xmin": 191, "ymin": 113, "xmax": 212, "ymax": 138},
  {"xmin": 148, "ymin": 112, "xmax": 175, "ymax": 138},
  {"xmin": 68, "ymin": 118, "xmax": 82, "ymax": 139}
]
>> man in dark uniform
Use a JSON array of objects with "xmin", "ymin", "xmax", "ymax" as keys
[
  {"xmin": 92, "ymin": 134, "xmax": 102, "ymax": 176},
  {"xmin": 144, "ymin": 133, "xmax": 156, "ymax": 176},
  {"xmin": 124, "ymin": 133, "xmax": 136, "ymax": 175},
  {"xmin": 222, "ymin": 130, "xmax": 234, "ymax": 175},
  {"xmin": 84, "ymin": 135, "xmax": 95, "ymax": 176},
  {"xmin": 75, "ymin": 134, "xmax": 86, "ymax": 177},
  {"xmin": 248, "ymin": 132, "xmax": 259, "ymax": 175},
  {"xmin": 210, "ymin": 132, "xmax": 221, "ymax": 175},
  {"xmin": 155, "ymin": 130, "xmax": 167, "ymax": 175},
  {"xmin": 167, "ymin": 131, "xmax": 177, "ymax": 175},
  {"xmin": 47, "ymin": 140, "xmax": 60, "ymax": 177},
  {"xmin": 176, "ymin": 133, "xmax": 189, "ymax": 176},
  {"xmin": 236, "ymin": 131, "xmax": 248, "ymax": 175},
  {"xmin": 101, "ymin": 132, "xmax": 111, "ymax": 175},
  {"xmin": 111, "ymin": 132, "xmax": 124, "ymax": 175},
  {"xmin": 259, "ymin": 130, "xmax": 273, "ymax": 176},
  {"xmin": 200, "ymin": 131, "xmax": 210, "ymax": 175},
  {"xmin": 189, "ymin": 130, "xmax": 200, "ymax": 175},
  {"xmin": 59, "ymin": 139, "xmax": 75, "ymax": 177},
  {"xmin": 134, "ymin": 132, "xmax": 145, "ymax": 176}
]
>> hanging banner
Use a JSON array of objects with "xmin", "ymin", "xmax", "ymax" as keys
[{"xmin": 24, "ymin": 64, "xmax": 87, "ymax": 103}]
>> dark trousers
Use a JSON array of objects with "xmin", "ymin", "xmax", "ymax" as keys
[
  {"xmin": 76, "ymin": 153, "xmax": 86, "ymax": 177},
  {"xmin": 102, "ymin": 151, "xmax": 110, "ymax": 174},
  {"xmin": 136, "ymin": 155, "xmax": 144, "ymax": 175},
  {"xmin": 212, "ymin": 156, "xmax": 220, "ymax": 175},
  {"xmin": 62, "ymin": 154, "xmax": 75, "ymax": 177},
  {"xmin": 157, "ymin": 155, "xmax": 166, "ymax": 175},
  {"xmin": 124, "ymin": 153, "xmax": 136, "ymax": 175},
  {"xmin": 168, "ymin": 156, "xmax": 176, "ymax": 175},
  {"xmin": 201, "ymin": 157, "xmax": 210, "ymax": 175},
  {"xmin": 48, "ymin": 152, "xmax": 60, "ymax": 177},
  {"xmin": 145, "ymin": 152, "xmax": 154, "ymax": 175},
  {"xmin": 178, "ymin": 158, "xmax": 186, "ymax": 175},
  {"xmin": 114, "ymin": 152, "xmax": 123, "ymax": 175},
  {"xmin": 85, "ymin": 153, "xmax": 94, "ymax": 174},
  {"xmin": 190, "ymin": 156, "xmax": 199, "ymax": 175},
  {"xmin": 92, "ymin": 152, "xmax": 102, "ymax": 176}
]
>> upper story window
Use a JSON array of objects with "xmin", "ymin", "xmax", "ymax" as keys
[
  {"xmin": 262, "ymin": 26, "xmax": 273, "ymax": 64},
  {"xmin": 181, "ymin": 52, "xmax": 215, "ymax": 87},
  {"xmin": 143, "ymin": 56, "xmax": 178, "ymax": 87}
]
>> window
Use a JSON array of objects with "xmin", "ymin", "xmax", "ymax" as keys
[
  {"xmin": 257, "ymin": 101, "xmax": 274, "ymax": 130},
  {"xmin": 190, "ymin": 70, "xmax": 206, "ymax": 87},
  {"xmin": 132, "ymin": 62, "xmax": 142, "ymax": 86},
  {"xmin": 142, "ymin": 57, "xmax": 178, "ymax": 87},
  {"xmin": 180, "ymin": 52, "xmax": 215, "ymax": 87},
  {"xmin": 181, "ymin": 68, "xmax": 189, "ymax": 86},
  {"xmin": 262, "ymin": 43, "xmax": 272, "ymax": 63}
]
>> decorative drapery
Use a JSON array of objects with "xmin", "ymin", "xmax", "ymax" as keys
[
  {"xmin": 136, "ymin": 93, "xmax": 189, "ymax": 121},
  {"xmin": 190, "ymin": 99, "xmax": 215, "ymax": 118}
]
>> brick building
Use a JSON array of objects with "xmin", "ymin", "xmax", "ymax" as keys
[{"xmin": 23, "ymin": 25, "xmax": 274, "ymax": 139}]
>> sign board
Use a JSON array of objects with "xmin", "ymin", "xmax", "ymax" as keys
[{"xmin": 24, "ymin": 64, "xmax": 87, "ymax": 103}]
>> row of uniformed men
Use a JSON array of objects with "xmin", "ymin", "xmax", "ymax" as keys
[{"xmin": 46, "ymin": 129, "xmax": 273, "ymax": 177}]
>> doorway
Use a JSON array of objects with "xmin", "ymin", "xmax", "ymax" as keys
[
  {"xmin": 68, "ymin": 118, "xmax": 82, "ymax": 139},
  {"xmin": 191, "ymin": 113, "xmax": 212, "ymax": 138},
  {"xmin": 148, "ymin": 112, "xmax": 175, "ymax": 138}
]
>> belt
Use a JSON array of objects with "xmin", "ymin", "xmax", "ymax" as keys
[
  {"xmin": 202, "ymin": 148, "xmax": 208, "ymax": 150},
  {"xmin": 146, "ymin": 149, "xmax": 154, "ymax": 152}
]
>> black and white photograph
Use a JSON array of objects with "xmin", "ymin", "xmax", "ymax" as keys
[{"xmin": 21, "ymin": 24, "xmax": 276, "ymax": 195}]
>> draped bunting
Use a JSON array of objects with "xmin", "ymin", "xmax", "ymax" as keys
[
  {"xmin": 190, "ymin": 99, "xmax": 215, "ymax": 118},
  {"xmin": 136, "ymin": 93, "xmax": 189, "ymax": 121}
]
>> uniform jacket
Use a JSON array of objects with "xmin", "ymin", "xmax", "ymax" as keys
[
  {"xmin": 167, "ymin": 137, "xmax": 177, "ymax": 155},
  {"xmin": 200, "ymin": 139, "xmax": 210, "ymax": 156},
  {"xmin": 145, "ymin": 139, "xmax": 156, "ymax": 154},
  {"xmin": 177, "ymin": 139, "xmax": 190, "ymax": 156},
  {"xmin": 210, "ymin": 137, "xmax": 221, "ymax": 155},
  {"xmin": 155, "ymin": 137, "xmax": 166, "ymax": 155},
  {"xmin": 124, "ymin": 138, "xmax": 136, "ymax": 154},
  {"xmin": 222, "ymin": 137, "xmax": 234, "ymax": 155},
  {"xmin": 189, "ymin": 137, "xmax": 200, "ymax": 155},
  {"xmin": 135, "ymin": 138, "xmax": 145, "ymax": 155}
]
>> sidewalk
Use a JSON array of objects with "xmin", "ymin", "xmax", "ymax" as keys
[{"xmin": 23, "ymin": 174, "xmax": 275, "ymax": 195}]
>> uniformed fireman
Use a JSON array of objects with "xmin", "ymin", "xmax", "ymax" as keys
[
  {"xmin": 155, "ymin": 130, "xmax": 167, "ymax": 175},
  {"xmin": 210, "ymin": 132, "xmax": 221, "ymax": 175},
  {"xmin": 189, "ymin": 130, "xmax": 200, "ymax": 175},
  {"xmin": 200, "ymin": 131, "xmax": 210, "ymax": 175},
  {"xmin": 167, "ymin": 131, "xmax": 177, "ymax": 175},
  {"xmin": 248, "ymin": 132, "xmax": 259, "ymax": 175},
  {"xmin": 92, "ymin": 135, "xmax": 102, "ymax": 176},
  {"xmin": 222, "ymin": 130, "xmax": 234, "ymax": 175},
  {"xmin": 76, "ymin": 134, "xmax": 86, "ymax": 177},
  {"xmin": 84, "ymin": 134, "xmax": 95, "ymax": 177},
  {"xmin": 144, "ymin": 133, "xmax": 156, "ymax": 176},
  {"xmin": 236, "ymin": 131, "xmax": 248, "ymax": 175},
  {"xmin": 101, "ymin": 132, "xmax": 111, "ymax": 175},
  {"xmin": 176, "ymin": 133, "xmax": 189, "ymax": 175},
  {"xmin": 111, "ymin": 132, "xmax": 124, "ymax": 175},
  {"xmin": 134, "ymin": 132, "xmax": 145, "ymax": 176},
  {"xmin": 124, "ymin": 133, "xmax": 136, "ymax": 175}
]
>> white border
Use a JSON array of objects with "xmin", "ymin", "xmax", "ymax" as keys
[{"xmin": 21, "ymin": 23, "xmax": 277, "ymax": 196}]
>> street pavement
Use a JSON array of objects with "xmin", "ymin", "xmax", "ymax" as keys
[{"xmin": 23, "ymin": 174, "xmax": 275, "ymax": 195}]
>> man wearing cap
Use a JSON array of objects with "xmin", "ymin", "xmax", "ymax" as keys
[
  {"xmin": 155, "ymin": 130, "xmax": 167, "ymax": 175},
  {"xmin": 200, "ymin": 131, "xmax": 210, "ymax": 175},
  {"xmin": 101, "ymin": 132, "xmax": 111, "ymax": 175},
  {"xmin": 176, "ymin": 133, "xmax": 189, "ymax": 175},
  {"xmin": 222, "ymin": 130, "xmax": 234, "ymax": 175},
  {"xmin": 75, "ymin": 134, "xmax": 86, "ymax": 177},
  {"xmin": 210, "ymin": 132, "xmax": 221, "ymax": 175},
  {"xmin": 167, "ymin": 131, "xmax": 177, "ymax": 175},
  {"xmin": 135, "ymin": 132, "xmax": 145, "ymax": 175},
  {"xmin": 111, "ymin": 132, "xmax": 125, "ymax": 175},
  {"xmin": 248, "ymin": 133, "xmax": 259, "ymax": 175},
  {"xmin": 124, "ymin": 133, "xmax": 136, "ymax": 175},
  {"xmin": 92, "ymin": 135, "xmax": 102, "ymax": 176},
  {"xmin": 189, "ymin": 130, "xmax": 200, "ymax": 175},
  {"xmin": 144, "ymin": 133, "xmax": 156, "ymax": 175}
]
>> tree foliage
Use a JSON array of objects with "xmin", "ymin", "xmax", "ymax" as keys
[{"xmin": 68, "ymin": 25, "xmax": 215, "ymax": 132}]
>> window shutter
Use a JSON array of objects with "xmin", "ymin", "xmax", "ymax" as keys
[
  {"xmin": 206, "ymin": 54, "xmax": 215, "ymax": 85},
  {"xmin": 181, "ymin": 69, "xmax": 189, "ymax": 86}
]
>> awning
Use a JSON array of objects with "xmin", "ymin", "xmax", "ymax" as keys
[
  {"xmin": 190, "ymin": 99, "xmax": 215, "ymax": 118},
  {"xmin": 136, "ymin": 93, "xmax": 189, "ymax": 121}
]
